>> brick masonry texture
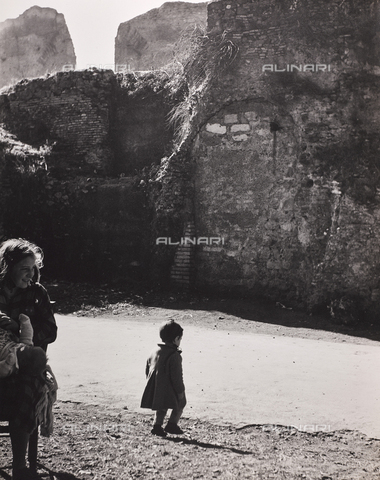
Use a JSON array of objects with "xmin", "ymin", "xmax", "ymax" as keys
[
  {"xmin": 0, "ymin": 70, "xmax": 176, "ymax": 283},
  {"xmin": 0, "ymin": 70, "xmax": 175, "ymax": 176},
  {"xmin": 0, "ymin": 0, "xmax": 379, "ymax": 319},
  {"xmin": 190, "ymin": 0, "xmax": 380, "ymax": 315}
]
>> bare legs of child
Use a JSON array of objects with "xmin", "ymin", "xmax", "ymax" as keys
[{"xmin": 151, "ymin": 407, "xmax": 184, "ymax": 437}]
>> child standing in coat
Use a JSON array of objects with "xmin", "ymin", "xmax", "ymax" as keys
[{"xmin": 141, "ymin": 320, "xmax": 186, "ymax": 437}]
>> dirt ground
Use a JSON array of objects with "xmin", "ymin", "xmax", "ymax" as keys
[
  {"xmin": 2, "ymin": 400, "xmax": 380, "ymax": 480},
  {"xmin": 1, "ymin": 282, "xmax": 380, "ymax": 479}
]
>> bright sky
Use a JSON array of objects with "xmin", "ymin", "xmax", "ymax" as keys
[{"xmin": 0, "ymin": 0, "xmax": 208, "ymax": 70}]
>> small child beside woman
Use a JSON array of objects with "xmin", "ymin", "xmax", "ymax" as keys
[{"xmin": 0, "ymin": 312, "xmax": 47, "ymax": 378}]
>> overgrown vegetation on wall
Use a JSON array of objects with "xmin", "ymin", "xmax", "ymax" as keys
[
  {"xmin": 143, "ymin": 28, "xmax": 240, "ymax": 287},
  {"xmin": 0, "ymin": 21, "xmax": 242, "ymax": 287},
  {"xmin": 0, "ymin": 0, "xmax": 379, "ymax": 322},
  {"xmin": 167, "ymin": 28, "xmax": 239, "ymax": 146},
  {"xmin": 0, "ymin": 73, "xmax": 155, "ymax": 284},
  {"xmin": 188, "ymin": 0, "xmax": 380, "ymax": 322}
]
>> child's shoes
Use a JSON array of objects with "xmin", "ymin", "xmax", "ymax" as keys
[
  {"xmin": 151, "ymin": 425, "xmax": 167, "ymax": 437},
  {"xmin": 164, "ymin": 422, "xmax": 184, "ymax": 435}
]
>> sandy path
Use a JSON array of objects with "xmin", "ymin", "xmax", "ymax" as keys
[{"xmin": 47, "ymin": 313, "xmax": 380, "ymax": 439}]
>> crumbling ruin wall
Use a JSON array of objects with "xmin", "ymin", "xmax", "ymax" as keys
[
  {"xmin": 112, "ymin": 73, "xmax": 179, "ymax": 174},
  {"xmin": 0, "ymin": 6, "xmax": 76, "ymax": 89},
  {"xmin": 0, "ymin": 70, "xmax": 115, "ymax": 176},
  {"xmin": 0, "ymin": 70, "xmax": 176, "ymax": 176},
  {"xmin": 0, "ymin": 128, "xmax": 151, "ymax": 283},
  {"xmin": 115, "ymin": 1, "xmax": 208, "ymax": 71},
  {"xmin": 1, "ymin": 0, "xmax": 379, "ymax": 317},
  {"xmin": 0, "ymin": 70, "xmax": 177, "ymax": 283},
  {"xmin": 188, "ymin": 0, "xmax": 380, "ymax": 317}
]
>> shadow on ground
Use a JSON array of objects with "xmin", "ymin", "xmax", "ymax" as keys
[
  {"xmin": 0, "ymin": 464, "xmax": 82, "ymax": 480},
  {"xmin": 163, "ymin": 295, "xmax": 380, "ymax": 343},
  {"xmin": 46, "ymin": 280, "xmax": 380, "ymax": 343},
  {"xmin": 165, "ymin": 436, "xmax": 253, "ymax": 455},
  {"xmin": 0, "ymin": 466, "xmax": 10, "ymax": 480}
]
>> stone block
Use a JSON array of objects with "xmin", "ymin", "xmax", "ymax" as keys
[
  {"xmin": 231, "ymin": 124, "xmax": 250, "ymax": 132},
  {"xmin": 233, "ymin": 134, "xmax": 249, "ymax": 142},
  {"xmin": 206, "ymin": 123, "xmax": 227, "ymax": 134}
]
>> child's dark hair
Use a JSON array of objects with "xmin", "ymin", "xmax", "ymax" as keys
[
  {"xmin": 0, "ymin": 238, "xmax": 43, "ymax": 286},
  {"xmin": 159, "ymin": 320, "xmax": 183, "ymax": 343},
  {"xmin": 17, "ymin": 346, "xmax": 47, "ymax": 376}
]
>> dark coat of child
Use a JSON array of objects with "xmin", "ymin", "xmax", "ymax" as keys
[{"xmin": 141, "ymin": 320, "xmax": 186, "ymax": 437}]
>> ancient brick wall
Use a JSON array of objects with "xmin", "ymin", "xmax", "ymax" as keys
[
  {"xmin": 112, "ymin": 74, "xmax": 177, "ymax": 174},
  {"xmin": 190, "ymin": 0, "xmax": 380, "ymax": 316},
  {"xmin": 0, "ymin": 70, "xmax": 176, "ymax": 284},
  {"xmin": 207, "ymin": 0, "xmax": 379, "ymax": 81},
  {"xmin": 0, "ymin": 129, "xmax": 151, "ymax": 284},
  {"xmin": 1, "ymin": 0, "xmax": 379, "ymax": 314},
  {"xmin": 0, "ymin": 70, "xmax": 115, "ymax": 175},
  {"xmin": 51, "ymin": 178, "xmax": 151, "ymax": 283},
  {"xmin": 0, "ymin": 70, "xmax": 175, "ymax": 176}
]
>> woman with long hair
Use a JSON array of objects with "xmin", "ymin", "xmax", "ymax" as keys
[{"xmin": 0, "ymin": 238, "xmax": 57, "ymax": 480}]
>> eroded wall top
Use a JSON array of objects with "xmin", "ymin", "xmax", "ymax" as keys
[
  {"xmin": 0, "ymin": 6, "xmax": 76, "ymax": 89},
  {"xmin": 115, "ymin": 1, "xmax": 208, "ymax": 71}
]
